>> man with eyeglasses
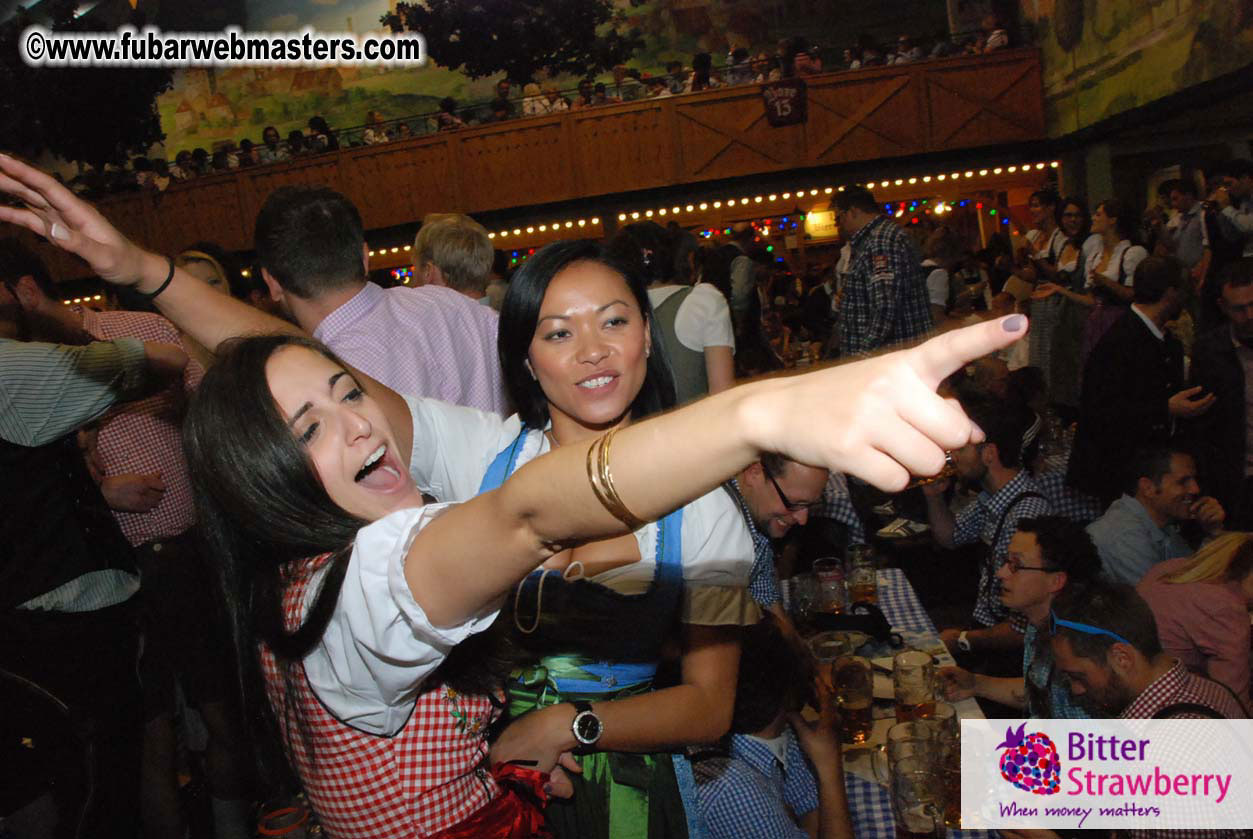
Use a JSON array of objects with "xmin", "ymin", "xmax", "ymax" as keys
[
  {"xmin": 1050, "ymin": 580, "xmax": 1245, "ymax": 722},
  {"xmin": 727, "ymin": 452, "xmax": 828, "ymax": 620},
  {"xmin": 938, "ymin": 516, "xmax": 1100, "ymax": 719}
]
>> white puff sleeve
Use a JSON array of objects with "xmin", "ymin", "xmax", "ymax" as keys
[{"xmin": 301, "ymin": 505, "xmax": 502, "ymax": 736}]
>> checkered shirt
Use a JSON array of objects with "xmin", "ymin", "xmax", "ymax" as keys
[
  {"xmin": 729, "ymin": 479, "xmax": 781, "ymax": 607},
  {"xmin": 313, "ymin": 282, "xmax": 508, "ymax": 416},
  {"xmin": 693, "ymin": 729, "xmax": 817, "ymax": 839},
  {"xmin": 952, "ymin": 470, "xmax": 1053, "ymax": 626},
  {"xmin": 1022, "ymin": 624, "xmax": 1089, "ymax": 719},
  {"xmin": 838, "ymin": 215, "xmax": 934, "ymax": 357},
  {"xmin": 259, "ymin": 554, "xmax": 500, "ymax": 838},
  {"xmin": 813, "ymin": 472, "xmax": 867, "ymax": 544},
  {"xmin": 1117, "ymin": 661, "xmax": 1247, "ymax": 839},
  {"xmin": 1034, "ymin": 468, "xmax": 1103, "ymax": 525},
  {"xmin": 81, "ymin": 309, "xmax": 203, "ymax": 546}
]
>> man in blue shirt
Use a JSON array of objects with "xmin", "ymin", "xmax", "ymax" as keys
[
  {"xmin": 693, "ymin": 617, "xmax": 853, "ymax": 839},
  {"xmin": 938, "ymin": 516, "xmax": 1101, "ymax": 719},
  {"xmin": 1087, "ymin": 447, "xmax": 1225, "ymax": 584},
  {"xmin": 834, "ymin": 185, "xmax": 933, "ymax": 357}
]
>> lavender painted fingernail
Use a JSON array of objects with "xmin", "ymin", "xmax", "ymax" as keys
[{"xmin": 1003, "ymin": 314, "xmax": 1025, "ymax": 332}]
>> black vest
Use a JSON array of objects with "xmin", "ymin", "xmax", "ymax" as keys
[{"xmin": 0, "ymin": 434, "xmax": 136, "ymax": 610}]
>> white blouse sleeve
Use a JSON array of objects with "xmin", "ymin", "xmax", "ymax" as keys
[
  {"xmin": 1121, "ymin": 245, "xmax": 1149, "ymax": 287},
  {"xmin": 302, "ymin": 506, "xmax": 502, "ymax": 736},
  {"xmin": 674, "ymin": 284, "xmax": 736, "ymax": 352},
  {"xmin": 925, "ymin": 268, "xmax": 950, "ymax": 307},
  {"xmin": 405, "ymin": 395, "xmax": 523, "ymax": 503},
  {"xmin": 678, "ymin": 488, "xmax": 754, "ymax": 587}
]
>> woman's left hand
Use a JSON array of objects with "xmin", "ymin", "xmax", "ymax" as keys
[{"xmin": 490, "ymin": 703, "xmax": 583, "ymax": 788}]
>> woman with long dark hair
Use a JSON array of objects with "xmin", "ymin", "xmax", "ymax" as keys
[
  {"xmin": 408, "ymin": 238, "xmax": 746, "ymax": 837},
  {"xmin": 0, "ymin": 153, "xmax": 1025, "ymax": 839}
]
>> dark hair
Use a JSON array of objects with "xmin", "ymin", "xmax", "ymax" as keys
[
  {"xmin": 835, "ymin": 185, "xmax": 880, "ymax": 215},
  {"xmin": 732, "ymin": 616, "xmax": 808, "ymax": 733},
  {"xmin": 732, "ymin": 47, "xmax": 749, "ymax": 63},
  {"xmin": 286, "ymin": 130, "xmax": 305, "ymax": 151},
  {"xmin": 1096, "ymin": 199, "xmax": 1138, "ymax": 242},
  {"xmin": 1029, "ymin": 189, "xmax": 1059, "ymax": 208},
  {"xmin": 308, "ymin": 116, "xmax": 331, "ymax": 133},
  {"xmin": 1050, "ymin": 580, "xmax": 1163, "ymax": 661},
  {"xmin": 1129, "ymin": 445, "xmax": 1193, "ymax": 493},
  {"xmin": 0, "ymin": 237, "xmax": 56, "ymax": 298},
  {"xmin": 698, "ymin": 245, "xmax": 735, "ymax": 302},
  {"xmin": 671, "ymin": 229, "xmax": 698, "ymax": 284},
  {"xmin": 254, "ymin": 186, "xmax": 366, "ymax": 298},
  {"xmin": 439, "ymin": 96, "xmax": 457, "ymax": 114},
  {"xmin": 606, "ymin": 221, "xmax": 675, "ymax": 285},
  {"xmin": 1131, "ymin": 255, "xmax": 1188, "ymax": 304},
  {"xmin": 1055, "ymin": 197, "xmax": 1091, "ymax": 244},
  {"xmin": 498, "ymin": 240, "xmax": 676, "ymax": 428},
  {"xmin": 239, "ymin": 138, "xmax": 254, "ymax": 151},
  {"xmin": 186, "ymin": 334, "xmax": 511, "ymax": 787},
  {"xmin": 961, "ymin": 394, "xmax": 1031, "ymax": 469},
  {"xmin": 262, "ymin": 125, "xmax": 280, "ymax": 144},
  {"xmin": 1219, "ymin": 257, "xmax": 1253, "ymax": 291},
  {"xmin": 1014, "ymin": 516, "xmax": 1101, "ymax": 584},
  {"xmin": 1159, "ymin": 178, "xmax": 1197, "ymax": 198}
]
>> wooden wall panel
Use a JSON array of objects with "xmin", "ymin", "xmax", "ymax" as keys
[
  {"xmin": 457, "ymin": 119, "xmax": 571, "ymax": 211},
  {"xmin": 339, "ymin": 139, "xmax": 458, "ymax": 228},
  {"xmin": 147, "ymin": 176, "xmax": 251, "ymax": 253},
  {"xmin": 925, "ymin": 52, "xmax": 1044, "ymax": 152},
  {"xmin": 53, "ymin": 51, "xmax": 1044, "ymax": 279},
  {"xmin": 804, "ymin": 71, "xmax": 922, "ymax": 165},
  {"xmin": 570, "ymin": 103, "xmax": 672, "ymax": 196},
  {"xmin": 674, "ymin": 87, "xmax": 802, "ymax": 181}
]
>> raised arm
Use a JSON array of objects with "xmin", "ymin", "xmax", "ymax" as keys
[
  {"xmin": 0, "ymin": 153, "xmax": 296, "ymax": 353},
  {"xmin": 410, "ymin": 315, "xmax": 1027, "ymax": 627}
]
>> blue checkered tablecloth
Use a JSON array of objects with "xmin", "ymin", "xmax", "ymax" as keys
[{"xmin": 843, "ymin": 568, "xmax": 998, "ymax": 839}]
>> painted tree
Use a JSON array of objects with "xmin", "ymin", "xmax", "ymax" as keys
[
  {"xmin": 0, "ymin": 1, "xmax": 172, "ymax": 168},
  {"xmin": 384, "ymin": 0, "xmax": 644, "ymax": 83}
]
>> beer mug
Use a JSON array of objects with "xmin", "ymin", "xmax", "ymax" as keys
[
  {"xmin": 811, "ymin": 557, "xmax": 846, "ymax": 614},
  {"xmin": 890, "ymin": 756, "xmax": 945, "ymax": 839},
  {"xmin": 787, "ymin": 573, "xmax": 821, "ymax": 630},
  {"xmin": 831, "ymin": 654, "xmax": 874, "ymax": 744},
  {"xmin": 845, "ymin": 554, "xmax": 878, "ymax": 605},
  {"xmin": 809, "ymin": 632, "xmax": 852, "ymax": 693},
  {"xmin": 873, "ymin": 721, "xmax": 936, "ymax": 783},
  {"xmin": 893, "ymin": 650, "xmax": 936, "ymax": 723}
]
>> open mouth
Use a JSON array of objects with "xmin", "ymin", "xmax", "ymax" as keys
[{"xmin": 354, "ymin": 444, "xmax": 404, "ymax": 491}]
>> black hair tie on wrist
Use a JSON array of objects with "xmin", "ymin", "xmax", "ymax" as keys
[{"xmin": 135, "ymin": 256, "xmax": 176, "ymax": 300}]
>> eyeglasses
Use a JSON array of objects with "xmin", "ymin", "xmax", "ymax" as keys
[
  {"xmin": 1049, "ymin": 611, "xmax": 1133, "ymax": 646},
  {"xmin": 766, "ymin": 470, "xmax": 818, "ymax": 513},
  {"xmin": 1003, "ymin": 557, "xmax": 1058, "ymax": 574}
]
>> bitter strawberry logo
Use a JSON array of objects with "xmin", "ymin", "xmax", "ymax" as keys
[{"xmin": 996, "ymin": 723, "xmax": 1061, "ymax": 795}]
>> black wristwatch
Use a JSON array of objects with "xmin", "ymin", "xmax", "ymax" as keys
[{"xmin": 570, "ymin": 700, "xmax": 603, "ymax": 754}]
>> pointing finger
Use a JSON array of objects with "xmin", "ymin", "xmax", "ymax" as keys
[{"xmin": 907, "ymin": 315, "xmax": 1028, "ymax": 388}]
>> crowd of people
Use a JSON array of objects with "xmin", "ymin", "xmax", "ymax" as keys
[
  {"xmin": 72, "ymin": 18, "xmax": 1015, "ymax": 197},
  {"xmin": 2, "ymin": 139, "xmax": 1250, "ymax": 839}
]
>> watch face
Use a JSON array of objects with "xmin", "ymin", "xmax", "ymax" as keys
[{"xmin": 574, "ymin": 711, "xmax": 601, "ymax": 744}]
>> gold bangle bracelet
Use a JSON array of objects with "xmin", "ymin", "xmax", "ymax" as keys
[{"xmin": 587, "ymin": 429, "xmax": 647, "ymax": 531}]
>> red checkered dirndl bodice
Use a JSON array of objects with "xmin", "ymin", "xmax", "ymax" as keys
[{"xmin": 258, "ymin": 554, "xmax": 502, "ymax": 839}]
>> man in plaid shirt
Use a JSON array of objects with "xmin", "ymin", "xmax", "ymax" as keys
[
  {"xmin": 1047, "ymin": 581, "xmax": 1246, "ymax": 839},
  {"xmin": 727, "ymin": 453, "xmax": 829, "ymax": 620},
  {"xmin": 834, "ymin": 185, "xmax": 933, "ymax": 357},
  {"xmin": 924, "ymin": 396, "xmax": 1052, "ymax": 655}
]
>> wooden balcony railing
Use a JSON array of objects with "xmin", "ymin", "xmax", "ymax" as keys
[{"xmin": 42, "ymin": 49, "xmax": 1043, "ymax": 279}]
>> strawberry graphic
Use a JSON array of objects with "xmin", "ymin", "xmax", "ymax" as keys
[{"xmin": 996, "ymin": 723, "xmax": 1061, "ymax": 795}]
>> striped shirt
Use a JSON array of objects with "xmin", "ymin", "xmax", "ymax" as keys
[{"xmin": 0, "ymin": 337, "xmax": 150, "ymax": 611}]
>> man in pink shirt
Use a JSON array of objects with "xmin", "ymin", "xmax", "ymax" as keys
[{"xmin": 254, "ymin": 186, "xmax": 508, "ymax": 415}]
